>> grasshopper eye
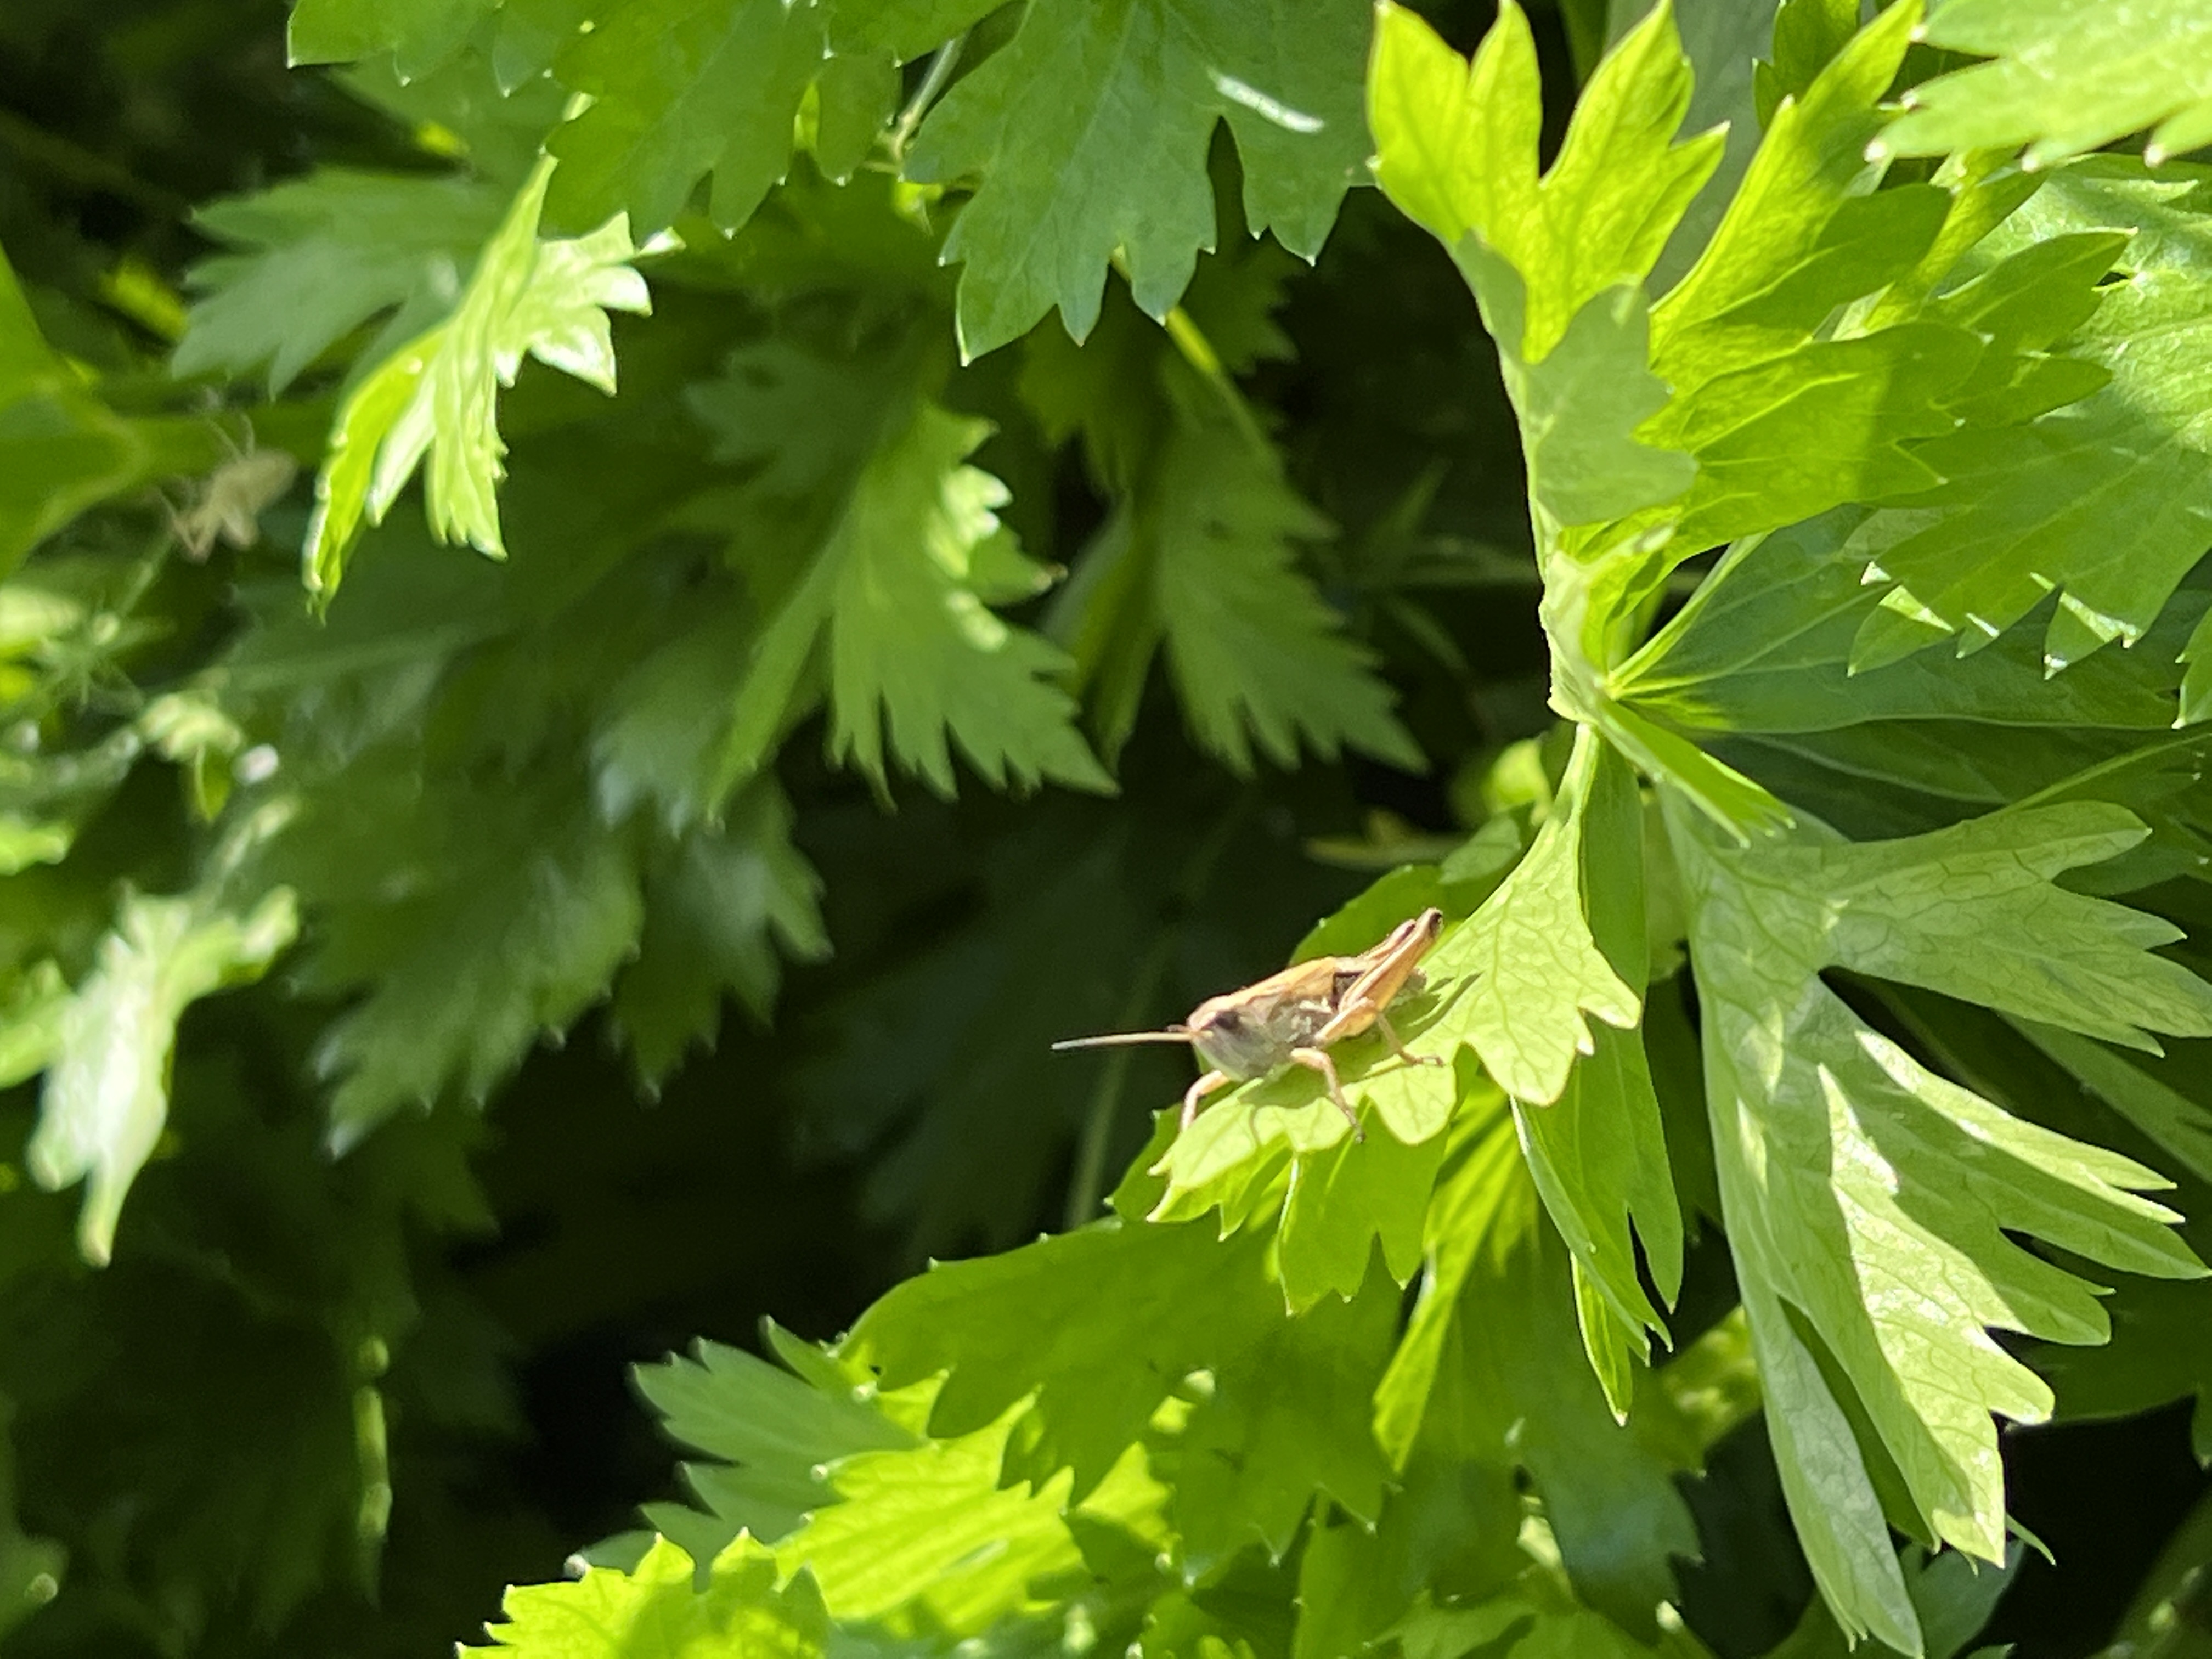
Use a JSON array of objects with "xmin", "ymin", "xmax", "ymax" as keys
[{"xmin": 1210, "ymin": 1007, "xmax": 1243, "ymax": 1031}]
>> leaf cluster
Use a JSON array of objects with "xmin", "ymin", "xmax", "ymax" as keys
[{"xmin": 10, "ymin": 1, "xmax": 2212, "ymax": 1657}]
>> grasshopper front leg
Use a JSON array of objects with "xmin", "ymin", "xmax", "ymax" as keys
[
  {"xmin": 1290, "ymin": 1047, "xmax": 1364, "ymax": 1141},
  {"xmin": 1181, "ymin": 1069, "xmax": 1232, "ymax": 1130}
]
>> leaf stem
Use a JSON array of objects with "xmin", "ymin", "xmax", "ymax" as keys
[
  {"xmin": 889, "ymin": 33, "xmax": 968, "ymax": 162},
  {"xmin": 1109, "ymin": 247, "xmax": 1272, "ymax": 457}
]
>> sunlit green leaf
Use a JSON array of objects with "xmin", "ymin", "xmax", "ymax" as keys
[
  {"xmin": 27, "ymin": 887, "xmax": 299, "ymax": 1265},
  {"xmin": 176, "ymin": 170, "xmax": 507, "ymax": 394},
  {"xmin": 1670, "ymin": 794, "xmax": 2210, "ymax": 1650},
  {"xmin": 1878, "ymin": 0, "xmax": 2212, "ymax": 169},
  {"xmin": 302, "ymin": 157, "xmax": 651, "ymax": 595}
]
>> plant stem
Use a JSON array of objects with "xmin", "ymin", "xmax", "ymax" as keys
[
  {"xmin": 889, "ymin": 33, "xmax": 968, "ymax": 162},
  {"xmin": 1063, "ymin": 936, "xmax": 1171, "ymax": 1231}
]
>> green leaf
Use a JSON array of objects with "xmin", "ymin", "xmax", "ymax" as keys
[
  {"xmin": 1147, "ymin": 1034, "xmax": 1475, "ymax": 1238},
  {"xmin": 1514, "ymin": 1017, "xmax": 1683, "ymax": 1391},
  {"xmin": 1386, "ymin": 1593, "xmax": 1664, "ymax": 1659},
  {"xmin": 840, "ymin": 1217, "xmax": 1284, "ymax": 1499},
  {"xmin": 1763, "ymin": 1543, "xmax": 2020, "ymax": 1659},
  {"xmin": 543, "ymin": 0, "xmax": 893, "ymax": 238},
  {"xmin": 1172, "ymin": 1265, "xmax": 1395, "ymax": 1574},
  {"xmin": 1722, "ymin": 803, "xmax": 2212, "ymax": 1051},
  {"xmin": 175, "ymin": 170, "xmax": 508, "ymax": 394},
  {"xmin": 1757, "ymin": 0, "xmax": 1861, "ymax": 123},
  {"xmin": 1669, "ymin": 795, "xmax": 2211, "ymax": 1650},
  {"xmin": 1650, "ymin": 4, "xmax": 1925, "ymax": 393},
  {"xmin": 1878, "ymin": 0, "xmax": 2212, "ymax": 170},
  {"xmin": 302, "ymin": 156, "xmax": 652, "ymax": 595},
  {"xmin": 1613, "ymin": 509, "xmax": 2193, "ymax": 736},
  {"xmin": 477, "ymin": 1534, "xmax": 829, "ymax": 1657},
  {"xmin": 606, "ymin": 785, "xmax": 829, "ymax": 1092},
  {"xmin": 1149, "ymin": 425, "xmax": 1420, "ymax": 773},
  {"xmin": 26, "ymin": 886, "xmax": 299, "ymax": 1265},
  {"xmin": 1647, "ymin": 318, "xmax": 1979, "ymax": 559},
  {"xmin": 1020, "ymin": 241, "xmax": 1298, "ymax": 496},
  {"xmin": 591, "ymin": 599, "xmax": 753, "ymax": 836},
  {"xmin": 633, "ymin": 1334, "xmax": 915, "ymax": 1564},
  {"xmin": 288, "ymin": 0, "xmax": 501, "ymax": 79},
  {"xmin": 1368, "ymin": 1, "xmax": 1710, "ymax": 546},
  {"xmin": 902, "ymin": 0, "xmax": 1371, "ymax": 357},
  {"xmin": 715, "ymin": 397, "xmax": 1110, "ymax": 799},
  {"xmin": 1074, "ymin": 365, "xmax": 1420, "ymax": 775},
  {"xmin": 1031, "ymin": 267, "xmax": 1415, "ymax": 775},
  {"xmin": 1369, "ymin": 1109, "xmax": 1703, "ymax": 1635},
  {"xmin": 0, "ymin": 249, "xmax": 211, "ymax": 579},
  {"xmin": 1290, "ymin": 1460, "xmax": 1526, "ymax": 1659},
  {"xmin": 778, "ymin": 1398, "xmax": 1170, "ymax": 1637},
  {"xmin": 1650, "ymin": 0, "xmax": 1785, "ymax": 289},
  {"xmin": 1628, "ymin": 8, "xmax": 2044, "ymax": 561},
  {"xmin": 1369, "ymin": 0, "xmax": 1724, "ymax": 364},
  {"xmin": 1423, "ymin": 726, "xmax": 1644, "ymax": 1107},
  {"xmin": 278, "ymin": 762, "xmax": 645, "ymax": 1148},
  {"xmin": 1275, "ymin": 1111, "xmax": 1455, "ymax": 1311},
  {"xmin": 1835, "ymin": 161, "xmax": 2212, "ymax": 682},
  {"xmin": 1457, "ymin": 245, "xmax": 1695, "ymax": 539}
]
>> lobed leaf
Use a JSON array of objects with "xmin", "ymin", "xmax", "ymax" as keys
[
  {"xmin": 1724, "ymin": 802, "xmax": 2212, "ymax": 1051},
  {"xmin": 1128, "ymin": 370, "xmax": 1419, "ymax": 775},
  {"xmin": 776, "ymin": 1401, "xmax": 1170, "ymax": 1637},
  {"xmin": 1369, "ymin": 1, "xmax": 1708, "ymax": 562},
  {"xmin": 477, "ymin": 1534, "xmax": 829, "ymax": 1658},
  {"xmin": 175, "ymin": 170, "xmax": 508, "ymax": 394},
  {"xmin": 1422, "ymin": 726, "xmax": 1644, "ymax": 1107},
  {"xmin": 635, "ymin": 1334, "xmax": 913, "ymax": 1565},
  {"xmin": 26, "ymin": 886, "xmax": 300, "ymax": 1265},
  {"xmin": 1369, "ymin": 0, "xmax": 1724, "ymax": 364},
  {"xmin": 1669, "ymin": 794, "xmax": 2210, "ymax": 1650},
  {"xmin": 821, "ymin": 405, "xmax": 1109, "ymax": 797},
  {"xmin": 1369, "ymin": 1110, "xmax": 1703, "ymax": 1635},
  {"xmin": 1514, "ymin": 1018, "xmax": 1682, "ymax": 1402},
  {"xmin": 905, "ymin": 0, "xmax": 1371, "ymax": 358},
  {"xmin": 1172, "ymin": 1267, "xmax": 1395, "ymax": 1573},
  {"xmin": 1878, "ymin": 0, "xmax": 2212, "ymax": 170},
  {"xmin": 302, "ymin": 157, "xmax": 652, "ymax": 596},
  {"xmin": 275, "ymin": 760, "xmax": 646, "ymax": 1149},
  {"xmin": 542, "ymin": 0, "xmax": 894, "ymax": 239},
  {"xmin": 1831, "ymin": 161, "xmax": 2212, "ymax": 695},
  {"xmin": 840, "ymin": 1217, "xmax": 1283, "ymax": 1500},
  {"xmin": 1612, "ymin": 509, "xmax": 2194, "ymax": 736},
  {"xmin": 607, "ymin": 785, "xmax": 830, "ymax": 1092}
]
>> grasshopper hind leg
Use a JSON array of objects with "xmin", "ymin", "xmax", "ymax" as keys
[{"xmin": 1290, "ymin": 1047, "xmax": 1364, "ymax": 1142}]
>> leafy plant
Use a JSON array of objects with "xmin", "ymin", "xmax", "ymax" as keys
[{"xmin": 9, "ymin": 0, "xmax": 2212, "ymax": 1656}]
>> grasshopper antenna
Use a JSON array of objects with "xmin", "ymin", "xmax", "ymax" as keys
[{"xmin": 1051, "ymin": 1026, "xmax": 1195, "ymax": 1052}]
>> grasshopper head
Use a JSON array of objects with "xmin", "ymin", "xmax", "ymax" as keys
[{"xmin": 1186, "ymin": 996, "xmax": 1294, "ymax": 1081}]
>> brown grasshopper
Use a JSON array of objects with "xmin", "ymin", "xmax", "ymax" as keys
[{"xmin": 1053, "ymin": 908, "xmax": 1446, "ymax": 1141}]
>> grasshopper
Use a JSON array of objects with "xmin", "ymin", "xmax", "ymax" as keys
[
  {"xmin": 167, "ymin": 439, "xmax": 297, "ymax": 561},
  {"xmin": 1053, "ymin": 908, "xmax": 1446, "ymax": 1141}
]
